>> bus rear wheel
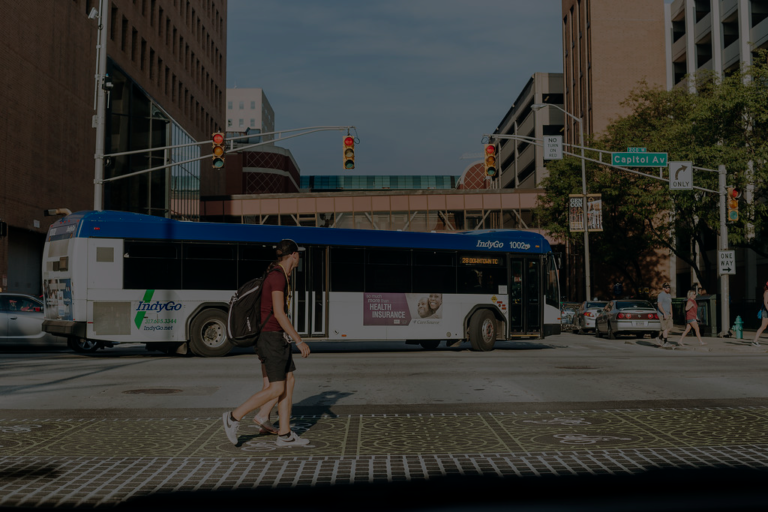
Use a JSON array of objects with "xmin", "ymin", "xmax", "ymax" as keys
[
  {"xmin": 190, "ymin": 309, "xmax": 233, "ymax": 357},
  {"xmin": 469, "ymin": 310, "xmax": 496, "ymax": 352},
  {"xmin": 67, "ymin": 337, "xmax": 99, "ymax": 353}
]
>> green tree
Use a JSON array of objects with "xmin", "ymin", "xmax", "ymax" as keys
[{"xmin": 538, "ymin": 53, "xmax": 768, "ymax": 294}]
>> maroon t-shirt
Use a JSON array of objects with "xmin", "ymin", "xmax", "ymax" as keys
[{"xmin": 261, "ymin": 267, "xmax": 288, "ymax": 332}]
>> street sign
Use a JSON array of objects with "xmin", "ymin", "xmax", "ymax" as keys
[
  {"xmin": 719, "ymin": 250, "xmax": 736, "ymax": 275},
  {"xmin": 544, "ymin": 136, "xmax": 563, "ymax": 160},
  {"xmin": 611, "ymin": 152, "xmax": 668, "ymax": 167},
  {"xmin": 627, "ymin": 147, "xmax": 647, "ymax": 153},
  {"xmin": 668, "ymin": 161, "xmax": 693, "ymax": 190}
]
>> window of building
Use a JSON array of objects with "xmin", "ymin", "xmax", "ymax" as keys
[
  {"xmin": 238, "ymin": 119, "xmax": 244, "ymax": 127},
  {"xmin": 250, "ymin": 119, "xmax": 256, "ymax": 127},
  {"xmin": 239, "ymin": 101, "xmax": 244, "ymax": 109},
  {"xmin": 251, "ymin": 101, "xmax": 256, "ymax": 109},
  {"xmin": 227, "ymin": 101, "xmax": 232, "ymax": 109}
]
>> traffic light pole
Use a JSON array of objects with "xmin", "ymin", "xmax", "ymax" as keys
[
  {"xmin": 93, "ymin": 0, "xmax": 109, "ymax": 211},
  {"xmin": 95, "ymin": 126, "xmax": 355, "ymax": 184},
  {"xmin": 719, "ymin": 164, "xmax": 730, "ymax": 336}
]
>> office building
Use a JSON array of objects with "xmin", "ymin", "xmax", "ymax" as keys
[
  {"xmin": 226, "ymin": 88, "xmax": 275, "ymax": 143},
  {"xmin": 493, "ymin": 73, "xmax": 565, "ymax": 189},
  {"xmin": 0, "ymin": 0, "xmax": 226, "ymax": 295},
  {"xmin": 666, "ymin": 0, "xmax": 768, "ymax": 87},
  {"xmin": 561, "ymin": 0, "xmax": 666, "ymax": 145}
]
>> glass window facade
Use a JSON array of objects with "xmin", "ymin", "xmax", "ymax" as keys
[{"xmin": 300, "ymin": 176, "xmax": 457, "ymax": 191}]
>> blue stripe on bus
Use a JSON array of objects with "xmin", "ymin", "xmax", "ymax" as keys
[{"xmin": 59, "ymin": 211, "xmax": 552, "ymax": 254}]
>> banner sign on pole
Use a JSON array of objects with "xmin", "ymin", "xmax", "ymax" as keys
[
  {"xmin": 544, "ymin": 136, "xmax": 563, "ymax": 160},
  {"xmin": 586, "ymin": 194, "xmax": 603, "ymax": 232},
  {"xmin": 569, "ymin": 194, "xmax": 585, "ymax": 232},
  {"xmin": 718, "ymin": 250, "xmax": 736, "ymax": 275}
]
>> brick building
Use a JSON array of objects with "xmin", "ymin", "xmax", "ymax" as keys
[{"xmin": 0, "ymin": 0, "xmax": 227, "ymax": 295}]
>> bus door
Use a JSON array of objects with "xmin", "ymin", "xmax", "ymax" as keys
[
  {"xmin": 507, "ymin": 256, "xmax": 543, "ymax": 335},
  {"xmin": 291, "ymin": 246, "xmax": 328, "ymax": 338}
]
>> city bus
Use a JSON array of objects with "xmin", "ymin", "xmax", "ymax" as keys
[{"xmin": 42, "ymin": 211, "xmax": 560, "ymax": 356}]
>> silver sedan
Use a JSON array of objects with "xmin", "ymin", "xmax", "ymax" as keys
[
  {"xmin": 595, "ymin": 300, "xmax": 662, "ymax": 339},
  {"xmin": 574, "ymin": 300, "xmax": 608, "ymax": 334},
  {"xmin": 0, "ymin": 293, "xmax": 67, "ymax": 347}
]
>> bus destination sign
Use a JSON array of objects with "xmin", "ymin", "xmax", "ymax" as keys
[{"xmin": 460, "ymin": 256, "xmax": 501, "ymax": 266}]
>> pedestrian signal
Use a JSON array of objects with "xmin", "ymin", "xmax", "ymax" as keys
[
  {"xmin": 727, "ymin": 187, "xmax": 739, "ymax": 222},
  {"xmin": 343, "ymin": 136, "xmax": 355, "ymax": 170},
  {"xmin": 484, "ymin": 144, "xmax": 497, "ymax": 178},
  {"xmin": 212, "ymin": 132, "xmax": 225, "ymax": 169}
]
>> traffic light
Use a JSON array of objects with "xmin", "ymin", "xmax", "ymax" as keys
[
  {"xmin": 484, "ymin": 144, "xmax": 498, "ymax": 178},
  {"xmin": 727, "ymin": 187, "xmax": 740, "ymax": 222},
  {"xmin": 343, "ymin": 135, "xmax": 355, "ymax": 170},
  {"xmin": 212, "ymin": 132, "xmax": 225, "ymax": 169}
]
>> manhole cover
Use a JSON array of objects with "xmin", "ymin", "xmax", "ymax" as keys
[
  {"xmin": 555, "ymin": 366, "xmax": 599, "ymax": 370},
  {"xmin": 122, "ymin": 389, "xmax": 183, "ymax": 394}
]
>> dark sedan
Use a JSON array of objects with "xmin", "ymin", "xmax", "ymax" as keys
[{"xmin": 595, "ymin": 300, "xmax": 661, "ymax": 339}]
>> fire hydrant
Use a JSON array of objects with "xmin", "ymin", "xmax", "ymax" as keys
[{"xmin": 732, "ymin": 316, "xmax": 744, "ymax": 339}]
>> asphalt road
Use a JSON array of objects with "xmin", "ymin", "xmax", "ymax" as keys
[
  {"xmin": 2, "ymin": 332, "xmax": 768, "ymax": 508},
  {"xmin": 2, "ymin": 332, "xmax": 767, "ymax": 411}
]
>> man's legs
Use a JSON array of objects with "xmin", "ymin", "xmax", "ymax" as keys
[
  {"xmin": 254, "ymin": 364, "xmax": 279, "ymax": 433},
  {"xmin": 276, "ymin": 372, "xmax": 295, "ymax": 435}
]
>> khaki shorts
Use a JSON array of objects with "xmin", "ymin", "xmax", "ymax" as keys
[{"xmin": 659, "ymin": 314, "xmax": 673, "ymax": 331}]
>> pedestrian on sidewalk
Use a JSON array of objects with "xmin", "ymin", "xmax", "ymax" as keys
[
  {"xmin": 656, "ymin": 283, "xmax": 673, "ymax": 347},
  {"xmin": 679, "ymin": 290, "xmax": 705, "ymax": 346},
  {"xmin": 752, "ymin": 281, "xmax": 768, "ymax": 347},
  {"xmin": 222, "ymin": 239, "xmax": 311, "ymax": 447}
]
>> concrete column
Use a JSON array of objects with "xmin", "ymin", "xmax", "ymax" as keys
[
  {"xmin": 711, "ymin": 0, "xmax": 723, "ymax": 75},
  {"xmin": 665, "ymin": 3, "xmax": 675, "ymax": 90},
  {"xmin": 738, "ymin": 0, "xmax": 752, "ymax": 69},
  {"xmin": 686, "ymin": 0, "xmax": 697, "ymax": 89}
]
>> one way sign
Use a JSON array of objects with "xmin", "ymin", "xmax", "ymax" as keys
[{"xmin": 719, "ymin": 250, "xmax": 736, "ymax": 275}]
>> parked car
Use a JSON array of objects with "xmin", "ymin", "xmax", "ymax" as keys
[
  {"xmin": 595, "ymin": 300, "xmax": 662, "ymax": 339},
  {"xmin": 0, "ymin": 293, "xmax": 67, "ymax": 347},
  {"xmin": 573, "ymin": 300, "xmax": 608, "ymax": 334}
]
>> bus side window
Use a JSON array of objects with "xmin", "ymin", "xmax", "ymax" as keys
[
  {"xmin": 124, "ymin": 240, "xmax": 182, "ymax": 290},
  {"xmin": 412, "ymin": 251, "xmax": 456, "ymax": 294},
  {"xmin": 183, "ymin": 243, "xmax": 237, "ymax": 290},
  {"xmin": 330, "ymin": 248, "xmax": 365, "ymax": 292},
  {"xmin": 365, "ymin": 249, "xmax": 411, "ymax": 293},
  {"xmin": 238, "ymin": 244, "xmax": 274, "ymax": 286},
  {"xmin": 545, "ymin": 255, "xmax": 559, "ymax": 307}
]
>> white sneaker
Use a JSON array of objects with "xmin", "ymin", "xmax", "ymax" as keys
[
  {"xmin": 222, "ymin": 412, "xmax": 240, "ymax": 445},
  {"xmin": 275, "ymin": 431, "xmax": 310, "ymax": 447}
]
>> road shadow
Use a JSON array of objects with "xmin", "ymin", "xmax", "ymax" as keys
[
  {"xmin": 0, "ymin": 463, "xmax": 60, "ymax": 481},
  {"xmin": 235, "ymin": 390, "xmax": 354, "ymax": 447}
]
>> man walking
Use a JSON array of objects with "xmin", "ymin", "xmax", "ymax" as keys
[
  {"xmin": 222, "ymin": 239, "xmax": 311, "ymax": 447},
  {"xmin": 656, "ymin": 282, "xmax": 673, "ymax": 347}
]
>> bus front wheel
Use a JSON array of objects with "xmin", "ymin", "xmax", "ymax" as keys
[
  {"xmin": 67, "ymin": 337, "xmax": 99, "ymax": 353},
  {"xmin": 469, "ymin": 310, "xmax": 496, "ymax": 352},
  {"xmin": 190, "ymin": 309, "xmax": 233, "ymax": 357}
]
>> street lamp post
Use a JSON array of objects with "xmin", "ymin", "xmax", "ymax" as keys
[
  {"xmin": 92, "ymin": 0, "xmax": 109, "ymax": 211},
  {"xmin": 531, "ymin": 103, "xmax": 590, "ymax": 301}
]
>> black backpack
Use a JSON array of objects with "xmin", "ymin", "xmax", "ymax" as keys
[{"xmin": 227, "ymin": 266, "xmax": 286, "ymax": 347}]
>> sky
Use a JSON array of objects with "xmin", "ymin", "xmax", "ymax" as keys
[{"xmin": 225, "ymin": 1, "xmax": 566, "ymax": 177}]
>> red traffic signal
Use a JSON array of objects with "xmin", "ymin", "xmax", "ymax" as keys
[
  {"xmin": 484, "ymin": 144, "xmax": 498, "ymax": 178},
  {"xmin": 212, "ymin": 132, "xmax": 225, "ymax": 169},
  {"xmin": 343, "ymin": 136, "xmax": 355, "ymax": 170}
]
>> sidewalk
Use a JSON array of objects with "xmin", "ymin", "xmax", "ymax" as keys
[{"xmin": 635, "ymin": 327, "xmax": 768, "ymax": 353}]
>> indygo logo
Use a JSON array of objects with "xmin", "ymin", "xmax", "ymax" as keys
[
  {"xmin": 134, "ymin": 290, "xmax": 183, "ymax": 329},
  {"xmin": 136, "ymin": 301, "xmax": 183, "ymax": 312},
  {"xmin": 476, "ymin": 240, "xmax": 504, "ymax": 249},
  {"xmin": 476, "ymin": 240, "xmax": 531, "ymax": 250}
]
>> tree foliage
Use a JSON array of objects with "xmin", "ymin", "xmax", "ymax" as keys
[{"xmin": 537, "ymin": 53, "xmax": 768, "ymax": 293}]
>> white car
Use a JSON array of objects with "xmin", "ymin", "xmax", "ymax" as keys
[
  {"xmin": 595, "ymin": 300, "xmax": 662, "ymax": 339},
  {"xmin": 0, "ymin": 293, "xmax": 67, "ymax": 347},
  {"xmin": 573, "ymin": 301, "xmax": 608, "ymax": 334}
]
